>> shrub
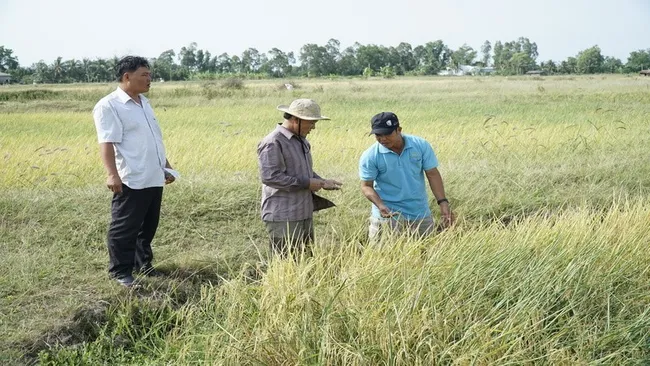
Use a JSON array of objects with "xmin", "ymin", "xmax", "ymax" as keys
[{"xmin": 221, "ymin": 78, "xmax": 244, "ymax": 90}]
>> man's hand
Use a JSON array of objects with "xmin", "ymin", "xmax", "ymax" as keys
[
  {"xmin": 164, "ymin": 171, "xmax": 176, "ymax": 185},
  {"xmin": 322, "ymin": 179, "xmax": 343, "ymax": 190},
  {"xmin": 107, "ymin": 174, "xmax": 122, "ymax": 194},
  {"xmin": 439, "ymin": 202, "xmax": 455, "ymax": 228},
  {"xmin": 378, "ymin": 204, "xmax": 396, "ymax": 218}
]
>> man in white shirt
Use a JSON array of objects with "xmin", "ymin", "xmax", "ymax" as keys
[{"xmin": 92, "ymin": 56, "xmax": 175, "ymax": 287}]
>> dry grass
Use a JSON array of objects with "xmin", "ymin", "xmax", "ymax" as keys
[{"xmin": 1, "ymin": 75, "xmax": 650, "ymax": 364}]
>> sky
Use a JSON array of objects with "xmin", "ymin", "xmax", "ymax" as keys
[{"xmin": 1, "ymin": 0, "xmax": 648, "ymax": 66}]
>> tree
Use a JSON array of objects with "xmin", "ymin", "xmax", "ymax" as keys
[
  {"xmin": 518, "ymin": 37, "xmax": 538, "ymax": 60},
  {"xmin": 63, "ymin": 59, "xmax": 82, "ymax": 82},
  {"xmin": 52, "ymin": 57, "xmax": 65, "ymax": 82},
  {"xmin": 338, "ymin": 43, "xmax": 362, "ymax": 76},
  {"xmin": 602, "ymin": 56, "xmax": 623, "ymax": 73},
  {"xmin": 324, "ymin": 39, "xmax": 341, "ymax": 75},
  {"xmin": 414, "ymin": 40, "xmax": 451, "ymax": 74},
  {"xmin": 509, "ymin": 53, "xmax": 535, "ymax": 74},
  {"xmin": 0, "ymin": 46, "xmax": 19, "ymax": 72},
  {"xmin": 179, "ymin": 42, "xmax": 198, "ymax": 71},
  {"xmin": 264, "ymin": 48, "xmax": 294, "ymax": 77},
  {"xmin": 481, "ymin": 40, "xmax": 492, "ymax": 67},
  {"xmin": 230, "ymin": 55, "xmax": 242, "ymax": 73},
  {"xmin": 95, "ymin": 58, "xmax": 113, "ymax": 81},
  {"xmin": 492, "ymin": 38, "xmax": 538, "ymax": 75},
  {"xmin": 576, "ymin": 45, "xmax": 604, "ymax": 74},
  {"xmin": 356, "ymin": 44, "xmax": 390, "ymax": 73},
  {"xmin": 395, "ymin": 42, "xmax": 416, "ymax": 74},
  {"xmin": 7, "ymin": 39, "xmax": 649, "ymax": 82},
  {"xmin": 492, "ymin": 41, "xmax": 504, "ymax": 70},
  {"xmin": 11, "ymin": 65, "xmax": 34, "ymax": 84},
  {"xmin": 152, "ymin": 49, "xmax": 176, "ymax": 81},
  {"xmin": 539, "ymin": 60, "xmax": 557, "ymax": 75},
  {"xmin": 33, "ymin": 61, "xmax": 52, "ymax": 83},
  {"xmin": 624, "ymin": 49, "xmax": 650, "ymax": 72},
  {"xmin": 240, "ymin": 48, "xmax": 266, "ymax": 73},
  {"xmin": 195, "ymin": 50, "xmax": 212, "ymax": 73},
  {"xmin": 558, "ymin": 57, "xmax": 577, "ymax": 74},
  {"xmin": 81, "ymin": 58, "xmax": 92, "ymax": 82},
  {"xmin": 214, "ymin": 53, "xmax": 233, "ymax": 74},
  {"xmin": 450, "ymin": 44, "xmax": 477, "ymax": 69},
  {"xmin": 299, "ymin": 43, "xmax": 330, "ymax": 76}
]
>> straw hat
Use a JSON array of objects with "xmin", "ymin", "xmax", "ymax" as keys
[{"xmin": 277, "ymin": 99, "xmax": 330, "ymax": 120}]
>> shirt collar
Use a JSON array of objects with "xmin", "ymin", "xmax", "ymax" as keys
[
  {"xmin": 115, "ymin": 86, "xmax": 147, "ymax": 105},
  {"xmin": 377, "ymin": 134, "xmax": 411, "ymax": 154},
  {"xmin": 276, "ymin": 124, "xmax": 298, "ymax": 140}
]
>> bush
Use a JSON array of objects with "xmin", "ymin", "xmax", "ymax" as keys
[
  {"xmin": 380, "ymin": 66, "xmax": 395, "ymax": 79},
  {"xmin": 221, "ymin": 78, "xmax": 244, "ymax": 90},
  {"xmin": 0, "ymin": 89, "xmax": 60, "ymax": 102}
]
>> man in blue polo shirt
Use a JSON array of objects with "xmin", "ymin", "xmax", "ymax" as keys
[{"xmin": 359, "ymin": 112, "xmax": 453, "ymax": 239}]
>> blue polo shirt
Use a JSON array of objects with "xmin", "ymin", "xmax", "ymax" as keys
[{"xmin": 359, "ymin": 134, "xmax": 438, "ymax": 220}]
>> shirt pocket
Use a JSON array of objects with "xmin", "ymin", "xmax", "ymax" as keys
[{"xmin": 409, "ymin": 154, "xmax": 423, "ymax": 176}]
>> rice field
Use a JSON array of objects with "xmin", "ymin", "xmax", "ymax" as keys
[{"xmin": 1, "ymin": 75, "xmax": 649, "ymax": 364}]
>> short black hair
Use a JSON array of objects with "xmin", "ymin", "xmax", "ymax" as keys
[
  {"xmin": 283, "ymin": 112, "xmax": 294, "ymax": 120},
  {"xmin": 116, "ymin": 56, "xmax": 150, "ymax": 82}
]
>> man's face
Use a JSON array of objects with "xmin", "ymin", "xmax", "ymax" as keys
[
  {"xmin": 296, "ymin": 118, "xmax": 318, "ymax": 136},
  {"xmin": 375, "ymin": 129, "xmax": 401, "ymax": 149},
  {"xmin": 125, "ymin": 66, "xmax": 151, "ymax": 94}
]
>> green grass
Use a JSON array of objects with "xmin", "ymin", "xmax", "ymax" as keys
[{"xmin": 1, "ymin": 75, "xmax": 650, "ymax": 364}]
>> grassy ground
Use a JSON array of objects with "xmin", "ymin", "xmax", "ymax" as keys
[{"xmin": 1, "ymin": 75, "xmax": 649, "ymax": 364}]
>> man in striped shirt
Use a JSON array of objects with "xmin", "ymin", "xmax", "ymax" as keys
[{"xmin": 257, "ymin": 99, "xmax": 342, "ymax": 257}]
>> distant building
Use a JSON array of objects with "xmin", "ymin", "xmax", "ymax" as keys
[
  {"xmin": 526, "ymin": 70, "xmax": 546, "ymax": 76},
  {"xmin": 0, "ymin": 72, "xmax": 11, "ymax": 84},
  {"xmin": 640, "ymin": 70, "xmax": 650, "ymax": 76},
  {"xmin": 475, "ymin": 67, "xmax": 496, "ymax": 75},
  {"xmin": 438, "ymin": 65, "xmax": 496, "ymax": 76}
]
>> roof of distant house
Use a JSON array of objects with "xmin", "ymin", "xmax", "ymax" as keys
[{"xmin": 0, "ymin": 72, "xmax": 12, "ymax": 77}]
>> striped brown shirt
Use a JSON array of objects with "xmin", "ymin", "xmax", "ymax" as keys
[{"xmin": 257, "ymin": 125, "xmax": 321, "ymax": 221}]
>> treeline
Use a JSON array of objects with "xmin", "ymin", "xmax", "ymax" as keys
[{"xmin": 1, "ymin": 38, "xmax": 649, "ymax": 84}]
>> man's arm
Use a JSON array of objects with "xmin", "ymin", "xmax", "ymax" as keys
[
  {"xmin": 361, "ymin": 180, "xmax": 394, "ymax": 217},
  {"xmin": 424, "ymin": 168, "xmax": 454, "ymax": 227},
  {"xmin": 99, "ymin": 143, "xmax": 122, "ymax": 193},
  {"xmin": 258, "ymin": 141, "xmax": 323, "ymax": 192},
  {"xmin": 94, "ymin": 102, "xmax": 123, "ymax": 194}
]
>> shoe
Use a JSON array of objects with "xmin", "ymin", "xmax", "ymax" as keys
[
  {"xmin": 114, "ymin": 275, "xmax": 136, "ymax": 287},
  {"xmin": 138, "ymin": 266, "xmax": 164, "ymax": 277}
]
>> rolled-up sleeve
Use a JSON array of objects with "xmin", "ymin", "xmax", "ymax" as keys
[
  {"xmin": 258, "ymin": 141, "xmax": 310, "ymax": 191},
  {"xmin": 93, "ymin": 102, "xmax": 122, "ymax": 143}
]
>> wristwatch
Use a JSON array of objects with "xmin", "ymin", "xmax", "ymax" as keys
[{"xmin": 437, "ymin": 198, "xmax": 449, "ymax": 205}]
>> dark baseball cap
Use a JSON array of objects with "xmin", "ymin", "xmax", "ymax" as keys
[{"xmin": 370, "ymin": 112, "xmax": 400, "ymax": 135}]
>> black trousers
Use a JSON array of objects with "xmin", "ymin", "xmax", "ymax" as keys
[{"xmin": 107, "ymin": 184, "xmax": 163, "ymax": 278}]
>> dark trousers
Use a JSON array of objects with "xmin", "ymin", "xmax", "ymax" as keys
[
  {"xmin": 107, "ymin": 184, "xmax": 163, "ymax": 278},
  {"xmin": 264, "ymin": 219, "xmax": 314, "ymax": 258}
]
